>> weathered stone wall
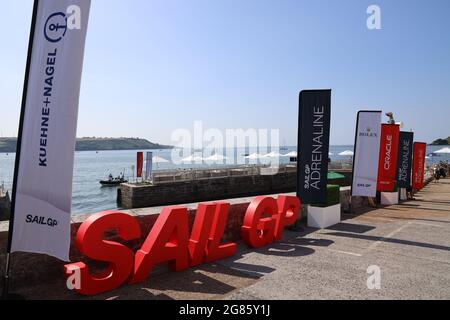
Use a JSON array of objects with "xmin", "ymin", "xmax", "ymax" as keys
[{"xmin": 119, "ymin": 170, "xmax": 353, "ymax": 209}]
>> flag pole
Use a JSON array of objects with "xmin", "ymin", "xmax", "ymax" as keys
[{"xmin": 2, "ymin": 0, "xmax": 40, "ymax": 300}]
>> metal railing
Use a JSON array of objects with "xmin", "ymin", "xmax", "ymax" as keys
[
  {"xmin": 147, "ymin": 164, "xmax": 297, "ymax": 184},
  {"xmin": 133, "ymin": 161, "xmax": 352, "ymax": 185}
]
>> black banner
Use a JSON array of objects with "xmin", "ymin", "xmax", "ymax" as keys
[
  {"xmin": 297, "ymin": 90, "xmax": 332, "ymax": 204},
  {"xmin": 396, "ymin": 131, "xmax": 414, "ymax": 188}
]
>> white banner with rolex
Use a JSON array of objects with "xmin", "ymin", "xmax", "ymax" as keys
[
  {"xmin": 11, "ymin": 0, "xmax": 91, "ymax": 261},
  {"xmin": 146, "ymin": 152, "xmax": 153, "ymax": 181},
  {"xmin": 351, "ymin": 111, "xmax": 382, "ymax": 197}
]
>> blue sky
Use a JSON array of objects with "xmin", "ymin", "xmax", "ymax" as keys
[{"xmin": 1, "ymin": 0, "xmax": 449, "ymax": 145}]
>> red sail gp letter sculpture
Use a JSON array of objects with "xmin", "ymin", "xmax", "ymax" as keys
[
  {"xmin": 130, "ymin": 206, "xmax": 191, "ymax": 284},
  {"xmin": 242, "ymin": 197, "xmax": 278, "ymax": 247},
  {"xmin": 275, "ymin": 195, "xmax": 301, "ymax": 241},
  {"xmin": 64, "ymin": 195, "xmax": 300, "ymax": 295},
  {"xmin": 205, "ymin": 202, "xmax": 237, "ymax": 262},
  {"xmin": 241, "ymin": 196, "xmax": 301, "ymax": 247},
  {"xmin": 63, "ymin": 211, "xmax": 141, "ymax": 296}
]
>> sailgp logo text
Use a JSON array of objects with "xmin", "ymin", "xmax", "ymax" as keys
[
  {"xmin": 44, "ymin": 5, "xmax": 82, "ymax": 43},
  {"xmin": 26, "ymin": 215, "xmax": 58, "ymax": 228}
]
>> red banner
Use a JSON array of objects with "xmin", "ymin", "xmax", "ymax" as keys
[
  {"xmin": 412, "ymin": 142, "xmax": 427, "ymax": 190},
  {"xmin": 136, "ymin": 152, "xmax": 143, "ymax": 178},
  {"xmin": 377, "ymin": 124, "xmax": 400, "ymax": 192}
]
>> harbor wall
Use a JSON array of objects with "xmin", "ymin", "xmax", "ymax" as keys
[
  {"xmin": 0, "ymin": 186, "xmax": 361, "ymax": 293},
  {"xmin": 118, "ymin": 169, "xmax": 353, "ymax": 209}
]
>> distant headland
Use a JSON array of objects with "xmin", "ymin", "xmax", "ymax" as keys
[
  {"xmin": 0, "ymin": 137, "xmax": 173, "ymax": 153},
  {"xmin": 430, "ymin": 137, "xmax": 450, "ymax": 146}
]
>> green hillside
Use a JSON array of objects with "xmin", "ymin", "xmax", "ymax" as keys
[
  {"xmin": 430, "ymin": 137, "xmax": 450, "ymax": 145},
  {"xmin": 0, "ymin": 137, "xmax": 173, "ymax": 153}
]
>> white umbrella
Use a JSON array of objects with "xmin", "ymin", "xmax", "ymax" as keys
[
  {"xmin": 244, "ymin": 153, "xmax": 263, "ymax": 159},
  {"xmin": 181, "ymin": 155, "xmax": 204, "ymax": 162},
  {"xmin": 339, "ymin": 150, "xmax": 354, "ymax": 156},
  {"xmin": 284, "ymin": 151, "xmax": 298, "ymax": 157},
  {"xmin": 152, "ymin": 156, "xmax": 170, "ymax": 163},
  {"xmin": 205, "ymin": 154, "xmax": 228, "ymax": 161},
  {"xmin": 262, "ymin": 151, "xmax": 283, "ymax": 158},
  {"xmin": 434, "ymin": 147, "xmax": 450, "ymax": 154}
]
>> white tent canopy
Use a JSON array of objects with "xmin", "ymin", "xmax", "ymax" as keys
[
  {"xmin": 262, "ymin": 151, "xmax": 283, "ymax": 158},
  {"xmin": 152, "ymin": 156, "xmax": 170, "ymax": 163},
  {"xmin": 244, "ymin": 153, "xmax": 263, "ymax": 159},
  {"xmin": 434, "ymin": 147, "xmax": 450, "ymax": 154},
  {"xmin": 181, "ymin": 155, "xmax": 204, "ymax": 162},
  {"xmin": 284, "ymin": 151, "xmax": 297, "ymax": 157},
  {"xmin": 204, "ymin": 154, "xmax": 228, "ymax": 161},
  {"xmin": 339, "ymin": 150, "xmax": 354, "ymax": 156}
]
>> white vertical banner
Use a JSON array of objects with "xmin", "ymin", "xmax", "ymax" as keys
[
  {"xmin": 11, "ymin": 0, "xmax": 91, "ymax": 261},
  {"xmin": 146, "ymin": 152, "xmax": 153, "ymax": 181},
  {"xmin": 351, "ymin": 111, "xmax": 382, "ymax": 197}
]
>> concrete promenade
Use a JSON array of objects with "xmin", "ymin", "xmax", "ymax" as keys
[{"xmin": 10, "ymin": 179, "xmax": 450, "ymax": 300}]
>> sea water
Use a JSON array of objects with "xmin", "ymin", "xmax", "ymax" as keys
[{"xmin": 0, "ymin": 146, "xmax": 445, "ymax": 215}]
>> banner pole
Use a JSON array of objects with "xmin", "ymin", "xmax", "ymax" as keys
[
  {"xmin": 348, "ymin": 111, "xmax": 363, "ymax": 214},
  {"xmin": 2, "ymin": 0, "xmax": 39, "ymax": 300}
]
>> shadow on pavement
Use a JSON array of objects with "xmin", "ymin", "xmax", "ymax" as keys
[
  {"xmin": 325, "ymin": 222, "xmax": 375, "ymax": 234},
  {"xmin": 324, "ymin": 231, "xmax": 450, "ymax": 252},
  {"xmin": 393, "ymin": 204, "xmax": 450, "ymax": 213},
  {"xmin": 387, "ymin": 216, "xmax": 450, "ymax": 224}
]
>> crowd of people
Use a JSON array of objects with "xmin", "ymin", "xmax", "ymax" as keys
[{"xmin": 432, "ymin": 161, "xmax": 449, "ymax": 181}]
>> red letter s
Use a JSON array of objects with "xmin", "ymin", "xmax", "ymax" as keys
[{"xmin": 64, "ymin": 211, "xmax": 141, "ymax": 296}]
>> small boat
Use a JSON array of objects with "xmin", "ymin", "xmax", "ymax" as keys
[{"xmin": 99, "ymin": 177, "xmax": 128, "ymax": 186}]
